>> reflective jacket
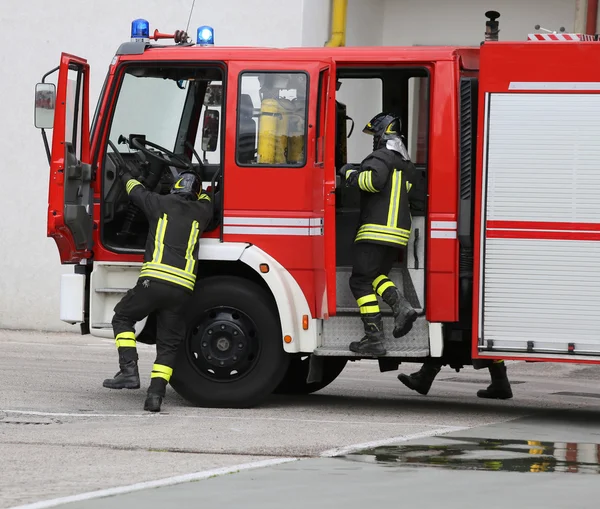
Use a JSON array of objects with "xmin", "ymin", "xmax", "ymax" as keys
[
  {"xmin": 124, "ymin": 176, "xmax": 213, "ymax": 292},
  {"xmin": 348, "ymin": 148, "xmax": 424, "ymax": 248}
]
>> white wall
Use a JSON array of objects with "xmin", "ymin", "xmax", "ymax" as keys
[
  {"xmin": 0, "ymin": 0, "xmax": 579, "ymax": 331},
  {"xmin": 0, "ymin": 0, "xmax": 305, "ymax": 331},
  {"xmin": 383, "ymin": 0, "xmax": 576, "ymax": 45}
]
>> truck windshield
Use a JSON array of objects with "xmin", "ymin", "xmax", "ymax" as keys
[
  {"xmin": 106, "ymin": 66, "xmax": 223, "ymax": 159},
  {"xmin": 108, "ymin": 72, "xmax": 188, "ymax": 151}
]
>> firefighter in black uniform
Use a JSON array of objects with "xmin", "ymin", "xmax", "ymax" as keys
[
  {"xmin": 338, "ymin": 113, "xmax": 425, "ymax": 356},
  {"xmin": 103, "ymin": 169, "xmax": 213, "ymax": 412}
]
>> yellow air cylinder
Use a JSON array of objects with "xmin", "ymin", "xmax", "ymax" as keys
[
  {"xmin": 287, "ymin": 100, "xmax": 305, "ymax": 164},
  {"xmin": 257, "ymin": 98, "xmax": 280, "ymax": 164},
  {"xmin": 274, "ymin": 98, "xmax": 293, "ymax": 164}
]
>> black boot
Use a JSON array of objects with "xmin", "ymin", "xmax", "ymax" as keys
[
  {"xmin": 144, "ymin": 393, "xmax": 163, "ymax": 412},
  {"xmin": 349, "ymin": 313, "xmax": 387, "ymax": 356},
  {"xmin": 398, "ymin": 363, "xmax": 441, "ymax": 395},
  {"xmin": 144, "ymin": 378, "xmax": 167, "ymax": 412},
  {"xmin": 103, "ymin": 360, "xmax": 140, "ymax": 389},
  {"xmin": 382, "ymin": 286, "xmax": 418, "ymax": 338},
  {"xmin": 477, "ymin": 361, "xmax": 513, "ymax": 399}
]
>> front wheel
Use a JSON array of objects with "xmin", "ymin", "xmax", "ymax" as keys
[{"xmin": 170, "ymin": 276, "xmax": 290, "ymax": 408}]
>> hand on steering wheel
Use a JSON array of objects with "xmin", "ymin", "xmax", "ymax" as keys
[{"xmin": 130, "ymin": 136, "xmax": 192, "ymax": 170}]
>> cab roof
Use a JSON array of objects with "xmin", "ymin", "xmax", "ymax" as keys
[{"xmin": 116, "ymin": 41, "xmax": 481, "ymax": 70}]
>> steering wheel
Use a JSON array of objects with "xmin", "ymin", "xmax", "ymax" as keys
[
  {"xmin": 130, "ymin": 136, "xmax": 192, "ymax": 170},
  {"xmin": 107, "ymin": 140, "xmax": 128, "ymax": 170}
]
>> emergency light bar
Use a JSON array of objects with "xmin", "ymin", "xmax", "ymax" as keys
[
  {"xmin": 129, "ymin": 19, "xmax": 213, "ymax": 46},
  {"xmin": 131, "ymin": 18, "xmax": 150, "ymax": 42},
  {"xmin": 197, "ymin": 26, "xmax": 214, "ymax": 46}
]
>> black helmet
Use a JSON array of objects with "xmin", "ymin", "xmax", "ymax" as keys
[
  {"xmin": 363, "ymin": 113, "xmax": 402, "ymax": 150},
  {"xmin": 170, "ymin": 171, "xmax": 202, "ymax": 200}
]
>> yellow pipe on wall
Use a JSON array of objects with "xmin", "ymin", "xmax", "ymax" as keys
[{"xmin": 325, "ymin": 0, "xmax": 348, "ymax": 47}]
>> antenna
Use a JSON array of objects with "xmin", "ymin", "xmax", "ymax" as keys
[{"xmin": 185, "ymin": 0, "xmax": 197, "ymax": 35}]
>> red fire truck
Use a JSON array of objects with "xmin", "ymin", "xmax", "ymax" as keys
[{"xmin": 35, "ymin": 13, "xmax": 600, "ymax": 408}]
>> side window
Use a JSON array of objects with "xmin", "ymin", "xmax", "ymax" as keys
[
  {"xmin": 66, "ymin": 67, "xmax": 84, "ymax": 159},
  {"xmin": 236, "ymin": 72, "xmax": 308, "ymax": 166}
]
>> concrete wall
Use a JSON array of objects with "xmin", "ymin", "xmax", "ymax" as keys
[{"xmin": 0, "ymin": 0, "xmax": 579, "ymax": 331}]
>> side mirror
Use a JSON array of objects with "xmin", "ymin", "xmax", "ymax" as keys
[
  {"xmin": 34, "ymin": 83, "xmax": 56, "ymax": 129},
  {"xmin": 202, "ymin": 109, "xmax": 219, "ymax": 152}
]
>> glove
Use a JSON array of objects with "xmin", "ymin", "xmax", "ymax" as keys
[
  {"xmin": 338, "ymin": 163, "xmax": 358, "ymax": 178},
  {"xmin": 119, "ymin": 169, "xmax": 134, "ymax": 185}
]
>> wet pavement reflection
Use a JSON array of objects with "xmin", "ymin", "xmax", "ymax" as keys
[{"xmin": 343, "ymin": 437, "xmax": 600, "ymax": 474}]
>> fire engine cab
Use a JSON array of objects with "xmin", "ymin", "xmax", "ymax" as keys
[{"xmin": 35, "ymin": 13, "xmax": 600, "ymax": 408}]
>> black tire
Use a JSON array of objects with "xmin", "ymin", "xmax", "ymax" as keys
[
  {"xmin": 170, "ymin": 275, "xmax": 290, "ymax": 408},
  {"xmin": 274, "ymin": 355, "xmax": 347, "ymax": 395}
]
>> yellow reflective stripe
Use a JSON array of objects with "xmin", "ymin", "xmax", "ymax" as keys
[
  {"xmin": 406, "ymin": 182, "xmax": 413, "ymax": 192},
  {"xmin": 358, "ymin": 171, "xmax": 377, "ymax": 192},
  {"xmin": 372, "ymin": 275, "xmax": 387, "ymax": 288},
  {"xmin": 126, "ymin": 179, "xmax": 143, "ymax": 194},
  {"xmin": 152, "ymin": 214, "xmax": 168, "ymax": 263},
  {"xmin": 116, "ymin": 339, "xmax": 137, "ymax": 348},
  {"xmin": 358, "ymin": 172, "xmax": 367, "ymax": 191},
  {"xmin": 116, "ymin": 331, "xmax": 136, "ymax": 340},
  {"xmin": 387, "ymin": 170, "xmax": 402, "ymax": 227},
  {"xmin": 142, "ymin": 262, "xmax": 195, "ymax": 282},
  {"xmin": 355, "ymin": 232, "xmax": 409, "ymax": 246},
  {"xmin": 152, "ymin": 364, "xmax": 173, "ymax": 376},
  {"xmin": 357, "ymin": 228, "xmax": 410, "ymax": 241},
  {"xmin": 115, "ymin": 331, "xmax": 137, "ymax": 348},
  {"xmin": 357, "ymin": 294, "xmax": 377, "ymax": 307},
  {"xmin": 345, "ymin": 169, "xmax": 356, "ymax": 179},
  {"xmin": 198, "ymin": 193, "xmax": 211, "ymax": 201},
  {"xmin": 377, "ymin": 281, "xmax": 395, "ymax": 296},
  {"xmin": 360, "ymin": 305, "xmax": 380, "ymax": 314},
  {"xmin": 185, "ymin": 220, "xmax": 200, "ymax": 273},
  {"xmin": 151, "ymin": 372, "xmax": 171, "ymax": 381},
  {"xmin": 366, "ymin": 171, "xmax": 376, "ymax": 192},
  {"xmin": 139, "ymin": 269, "xmax": 195, "ymax": 291},
  {"xmin": 359, "ymin": 223, "xmax": 411, "ymax": 237}
]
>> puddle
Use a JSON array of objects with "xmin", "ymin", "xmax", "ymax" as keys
[{"xmin": 343, "ymin": 437, "xmax": 600, "ymax": 474}]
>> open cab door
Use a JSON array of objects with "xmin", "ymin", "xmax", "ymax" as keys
[{"xmin": 39, "ymin": 53, "xmax": 93, "ymax": 264}]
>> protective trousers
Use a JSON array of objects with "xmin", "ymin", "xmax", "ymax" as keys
[
  {"xmin": 349, "ymin": 242, "xmax": 415, "ymax": 340},
  {"xmin": 112, "ymin": 278, "xmax": 191, "ymax": 396},
  {"xmin": 349, "ymin": 243, "xmax": 399, "ymax": 314}
]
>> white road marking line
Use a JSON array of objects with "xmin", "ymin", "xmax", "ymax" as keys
[
  {"xmin": 2, "ymin": 410, "xmax": 457, "ymax": 427},
  {"xmin": 5, "ymin": 418, "xmax": 473, "ymax": 508},
  {"xmin": 7, "ymin": 458, "xmax": 299, "ymax": 509},
  {"xmin": 319, "ymin": 426, "xmax": 470, "ymax": 457}
]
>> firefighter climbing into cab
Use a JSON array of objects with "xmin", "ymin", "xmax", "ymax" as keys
[
  {"xmin": 339, "ymin": 113, "xmax": 425, "ymax": 356},
  {"xmin": 103, "ymin": 165, "xmax": 213, "ymax": 412}
]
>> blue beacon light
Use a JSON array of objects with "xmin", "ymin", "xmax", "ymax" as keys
[
  {"xmin": 197, "ymin": 26, "xmax": 214, "ymax": 46},
  {"xmin": 131, "ymin": 19, "xmax": 150, "ymax": 42}
]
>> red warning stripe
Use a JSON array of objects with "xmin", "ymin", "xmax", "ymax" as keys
[{"xmin": 486, "ymin": 220, "xmax": 600, "ymax": 241}]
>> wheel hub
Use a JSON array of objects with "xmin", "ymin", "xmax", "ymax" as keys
[{"xmin": 188, "ymin": 307, "xmax": 260, "ymax": 381}]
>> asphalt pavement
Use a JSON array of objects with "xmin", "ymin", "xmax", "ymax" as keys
[{"xmin": 2, "ymin": 330, "xmax": 600, "ymax": 508}]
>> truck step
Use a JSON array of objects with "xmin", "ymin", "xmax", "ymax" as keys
[
  {"xmin": 94, "ymin": 288, "xmax": 130, "ymax": 294},
  {"xmin": 316, "ymin": 316, "xmax": 429, "ymax": 358}
]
